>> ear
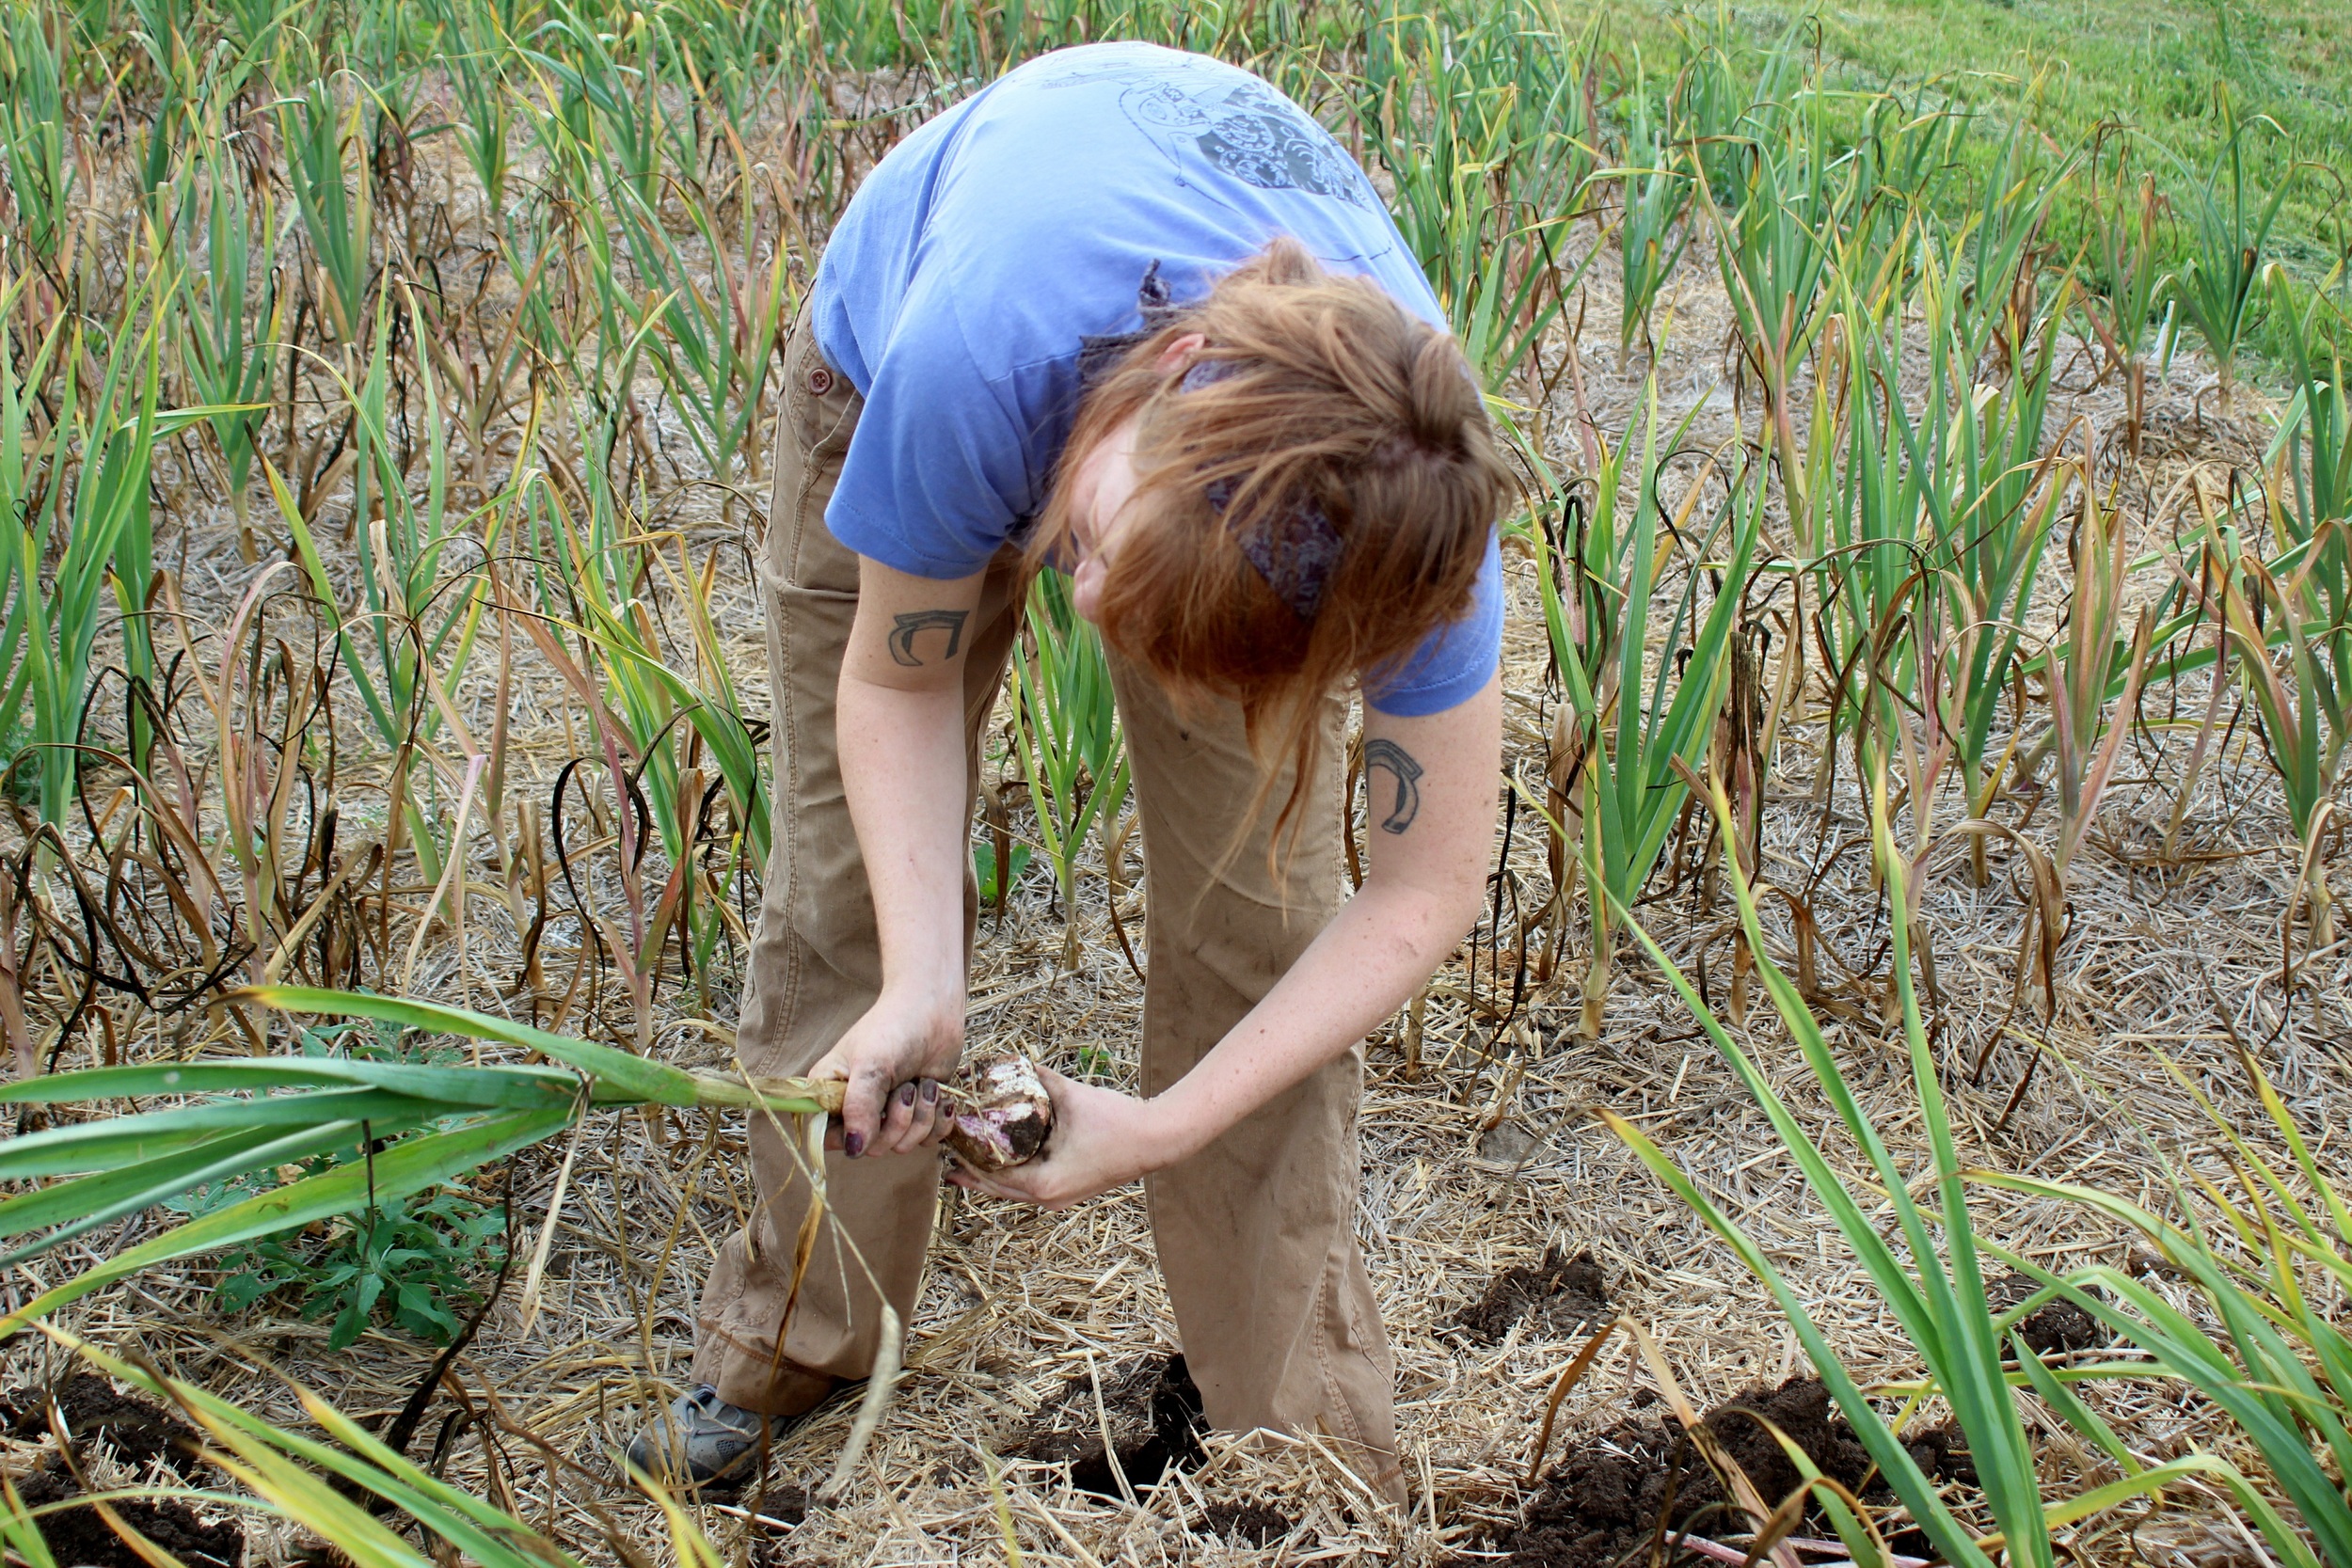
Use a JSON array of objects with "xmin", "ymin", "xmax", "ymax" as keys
[{"xmin": 1152, "ymin": 331, "xmax": 1209, "ymax": 373}]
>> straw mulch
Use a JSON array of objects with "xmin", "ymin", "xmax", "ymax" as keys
[{"xmin": 11, "ymin": 122, "xmax": 2348, "ymax": 1568}]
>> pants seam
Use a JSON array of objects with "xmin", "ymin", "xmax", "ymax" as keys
[
  {"xmin": 1314, "ymin": 1243, "xmax": 1367, "ymax": 1454},
  {"xmin": 723, "ymin": 326, "xmax": 837, "ymax": 1394},
  {"xmin": 768, "ymin": 329, "xmax": 849, "ymax": 1082}
]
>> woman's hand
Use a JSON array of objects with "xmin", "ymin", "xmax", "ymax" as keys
[
  {"xmin": 945, "ymin": 1067, "xmax": 1183, "ymax": 1210},
  {"xmin": 811, "ymin": 988, "xmax": 961, "ymax": 1158}
]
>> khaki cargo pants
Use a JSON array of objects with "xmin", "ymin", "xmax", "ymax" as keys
[{"xmin": 690, "ymin": 318, "xmax": 1405, "ymax": 1502}]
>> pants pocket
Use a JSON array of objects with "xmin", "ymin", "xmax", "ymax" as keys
[{"xmin": 765, "ymin": 322, "xmax": 863, "ymax": 595}]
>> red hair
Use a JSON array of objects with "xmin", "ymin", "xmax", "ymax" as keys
[{"xmin": 1027, "ymin": 240, "xmax": 1509, "ymax": 844}]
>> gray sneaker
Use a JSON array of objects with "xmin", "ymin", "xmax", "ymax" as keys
[{"xmin": 623, "ymin": 1385, "xmax": 792, "ymax": 1491}]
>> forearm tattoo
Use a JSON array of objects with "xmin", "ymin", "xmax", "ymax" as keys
[
  {"xmin": 1363, "ymin": 737, "xmax": 1424, "ymax": 833},
  {"xmin": 888, "ymin": 609, "xmax": 969, "ymax": 667}
]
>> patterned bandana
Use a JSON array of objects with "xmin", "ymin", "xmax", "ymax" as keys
[{"xmin": 1179, "ymin": 356, "xmax": 1343, "ymax": 621}]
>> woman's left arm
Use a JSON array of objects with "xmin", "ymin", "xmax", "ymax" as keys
[{"xmin": 953, "ymin": 673, "xmax": 1502, "ymax": 1209}]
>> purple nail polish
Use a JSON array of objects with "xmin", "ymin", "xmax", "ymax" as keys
[
  {"xmin": 844, "ymin": 1131, "xmax": 865, "ymax": 1158},
  {"xmin": 898, "ymin": 1082, "xmax": 917, "ymax": 1108},
  {"xmin": 922, "ymin": 1079, "xmax": 939, "ymax": 1103}
]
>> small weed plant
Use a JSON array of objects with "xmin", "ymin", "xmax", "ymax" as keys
[
  {"xmin": 169, "ymin": 1176, "xmax": 506, "ymax": 1352},
  {"xmin": 160, "ymin": 1017, "xmax": 509, "ymax": 1350}
]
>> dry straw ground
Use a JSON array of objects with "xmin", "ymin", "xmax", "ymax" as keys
[
  {"xmin": 4, "ymin": 30, "xmax": 2349, "ymax": 1568},
  {"xmin": 15, "ymin": 289, "xmax": 2344, "ymax": 1568}
]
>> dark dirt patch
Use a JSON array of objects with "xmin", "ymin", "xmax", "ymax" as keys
[
  {"xmin": 1989, "ymin": 1273, "xmax": 2109, "ymax": 1356},
  {"xmin": 715, "ymin": 1481, "xmax": 809, "ymax": 1528},
  {"xmin": 1453, "ymin": 1246, "xmax": 1612, "ymax": 1344},
  {"xmin": 1502, "ymin": 1377, "xmax": 1972, "ymax": 1568},
  {"xmin": 2, "ymin": 1375, "xmax": 208, "ymax": 1479},
  {"xmin": 1200, "ymin": 1500, "xmax": 1294, "ymax": 1546},
  {"xmin": 2, "ymin": 1376, "xmax": 241, "ymax": 1568},
  {"xmin": 12, "ymin": 1460, "xmax": 244, "ymax": 1568},
  {"xmin": 1899, "ymin": 1423, "xmax": 1977, "ymax": 1489},
  {"xmin": 1016, "ymin": 1354, "xmax": 1205, "ymax": 1497}
]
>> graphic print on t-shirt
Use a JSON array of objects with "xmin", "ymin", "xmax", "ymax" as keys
[{"xmin": 1041, "ymin": 56, "xmax": 1376, "ymax": 213}]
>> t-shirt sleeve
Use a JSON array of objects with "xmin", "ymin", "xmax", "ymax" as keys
[
  {"xmin": 823, "ymin": 286, "xmax": 1035, "ymax": 580},
  {"xmin": 1361, "ymin": 529, "xmax": 1503, "ymax": 718}
]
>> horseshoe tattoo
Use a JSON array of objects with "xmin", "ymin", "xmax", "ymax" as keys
[
  {"xmin": 888, "ymin": 609, "xmax": 969, "ymax": 667},
  {"xmin": 1363, "ymin": 737, "xmax": 1424, "ymax": 834}
]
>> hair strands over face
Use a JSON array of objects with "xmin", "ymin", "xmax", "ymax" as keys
[{"xmin": 1027, "ymin": 239, "xmax": 1511, "ymax": 864}]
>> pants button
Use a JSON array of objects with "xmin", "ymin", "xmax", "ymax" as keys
[{"xmin": 808, "ymin": 366, "xmax": 834, "ymax": 395}]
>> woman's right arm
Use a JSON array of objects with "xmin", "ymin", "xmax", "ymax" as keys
[{"xmin": 820, "ymin": 555, "xmax": 988, "ymax": 1157}]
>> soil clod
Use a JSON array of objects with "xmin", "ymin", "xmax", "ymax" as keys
[
  {"xmin": 1989, "ymin": 1273, "xmax": 2109, "ymax": 1356},
  {"xmin": 738, "ymin": 1483, "xmax": 811, "ymax": 1527},
  {"xmin": 1016, "ymin": 1354, "xmax": 1205, "ymax": 1497},
  {"xmin": 12, "ymin": 1462, "xmax": 246, "ymax": 1568},
  {"xmin": 2, "ymin": 1374, "xmax": 208, "ymax": 1479},
  {"xmin": 1503, "ymin": 1377, "xmax": 1876, "ymax": 1568},
  {"xmin": 1901, "ymin": 1422, "xmax": 1977, "ymax": 1488},
  {"xmin": 1200, "ymin": 1500, "xmax": 1294, "ymax": 1546},
  {"xmin": 1, "ymin": 1377, "xmax": 241, "ymax": 1568},
  {"xmin": 1453, "ymin": 1246, "xmax": 1612, "ymax": 1344}
]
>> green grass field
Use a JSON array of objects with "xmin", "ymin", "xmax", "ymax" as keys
[
  {"xmin": 1794, "ymin": 0, "xmax": 2348, "ymax": 261},
  {"xmin": 1576, "ymin": 0, "xmax": 2350, "ymax": 300}
]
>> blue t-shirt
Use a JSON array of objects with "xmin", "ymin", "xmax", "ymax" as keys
[{"xmin": 810, "ymin": 40, "xmax": 1502, "ymax": 717}]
